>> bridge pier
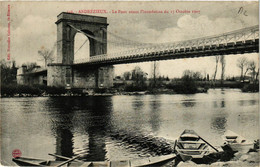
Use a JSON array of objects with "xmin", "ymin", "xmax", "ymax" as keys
[
  {"xmin": 73, "ymin": 65, "xmax": 114, "ymax": 89},
  {"xmin": 47, "ymin": 12, "xmax": 112, "ymax": 89},
  {"xmin": 47, "ymin": 64, "xmax": 114, "ymax": 89}
]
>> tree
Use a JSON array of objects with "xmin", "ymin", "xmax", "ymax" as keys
[
  {"xmin": 180, "ymin": 70, "xmax": 198, "ymax": 94},
  {"xmin": 237, "ymin": 57, "xmax": 248, "ymax": 81},
  {"xmin": 220, "ymin": 55, "xmax": 226, "ymax": 85},
  {"xmin": 0, "ymin": 59, "xmax": 17, "ymax": 85},
  {"xmin": 213, "ymin": 56, "xmax": 220, "ymax": 82},
  {"xmin": 22, "ymin": 62, "xmax": 38, "ymax": 72},
  {"xmin": 150, "ymin": 61, "xmax": 159, "ymax": 87},
  {"xmin": 123, "ymin": 71, "xmax": 131, "ymax": 80},
  {"xmin": 247, "ymin": 60, "xmax": 257, "ymax": 81},
  {"xmin": 182, "ymin": 70, "xmax": 203, "ymax": 81},
  {"xmin": 38, "ymin": 47, "xmax": 54, "ymax": 67},
  {"xmin": 131, "ymin": 66, "xmax": 147, "ymax": 86},
  {"xmin": 255, "ymin": 68, "xmax": 259, "ymax": 83}
]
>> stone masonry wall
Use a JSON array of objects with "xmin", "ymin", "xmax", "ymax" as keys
[{"xmin": 47, "ymin": 65, "xmax": 71, "ymax": 87}]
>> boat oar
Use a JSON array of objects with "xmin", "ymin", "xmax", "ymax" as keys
[
  {"xmin": 199, "ymin": 136, "xmax": 219, "ymax": 152},
  {"xmin": 48, "ymin": 153, "xmax": 82, "ymax": 162},
  {"xmin": 54, "ymin": 155, "xmax": 81, "ymax": 167},
  {"xmin": 173, "ymin": 140, "xmax": 177, "ymax": 154}
]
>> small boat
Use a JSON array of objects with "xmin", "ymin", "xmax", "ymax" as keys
[
  {"xmin": 174, "ymin": 129, "xmax": 218, "ymax": 163},
  {"xmin": 12, "ymin": 155, "xmax": 84, "ymax": 166},
  {"xmin": 222, "ymin": 130, "xmax": 254, "ymax": 153},
  {"xmin": 12, "ymin": 153, "xmax": 176, "ymax": 167}
]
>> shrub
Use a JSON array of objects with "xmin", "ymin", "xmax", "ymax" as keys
[
  {"xmin": 46, "ymin": 86, "xmax": 66, "ymax": 95},
  {"xmin": 124, "ymin": 84, "xmax": 147, "ymax": 92},
  {"xmin": 1, "ymin": 84, "xmax": 17, "ymax": 96},
  {"xmin": 16, "ymin": 85, "xmax": 42, "ymax": 95},
  {"xmin": 242, "ymin": 84, "xmax": 259, "ymax": 92}
]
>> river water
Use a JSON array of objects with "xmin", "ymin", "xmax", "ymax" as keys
[{"xmin": 1, "ymin": 89, "xmax": 259, "ymax": 166}]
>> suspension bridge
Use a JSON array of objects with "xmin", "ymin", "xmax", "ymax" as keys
[
  {"xmin": 72, "ymin": 25, "xmax": 259, "ymax": 67},
  {"xmin": 45, "ymin": 12, "xmax": 258, "ymax": 89}
]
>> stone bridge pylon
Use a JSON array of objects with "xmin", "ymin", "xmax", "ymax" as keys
[{"xmin": 47, "ymin": 12, "xmax": 114, "ymax": 89}]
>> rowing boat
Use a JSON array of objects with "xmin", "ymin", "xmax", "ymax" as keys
[
  {"xmin": 222, "ymin": 130, "xmax": 254, "ymax": 153},
  {"xmin": 174, "ymin": 129, "xmax": 217, "ymax": 163},
  {"xmin": 12, "ymin": 153, "xmax": 176, "ymax": 167},
  {"xmin": 12, "ymin": 156, "xmax": 83, "ymax": 166}
]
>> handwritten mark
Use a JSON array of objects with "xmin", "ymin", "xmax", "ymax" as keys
[{"xmin": 238, "ymin": 7, "xmax": 248, "ymax": 16}]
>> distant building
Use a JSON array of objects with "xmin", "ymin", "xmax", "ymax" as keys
[{"xmin": 17, "ymin": 65, "xmax": 47, "ymax": 86}]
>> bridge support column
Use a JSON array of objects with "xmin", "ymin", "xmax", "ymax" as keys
[
  {"xmin": 47, "ymin": 64, "xmax": 72, "ymax": 88},
  {"xmin": 97, "ymin": 66, "xmax": 114, "ymax": 88},
  {"xmin": 72, "ymin": 65, "xmax": 114, "ymax": 89},
  {"xmin": 48, "ymin": 64, "xmax": 114, "ymax": 89}
]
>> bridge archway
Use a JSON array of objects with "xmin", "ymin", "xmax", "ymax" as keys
[
  {"xmin": 55, "ymin": 12, "xmax": 108, "ymax": 64},
  {"xmin": 73, "ymin": 33, "xmax": 90, "ymax": 62},
  {"xmin": 48, "ymin": 12, "xmax": 113, "ymax": 89}
]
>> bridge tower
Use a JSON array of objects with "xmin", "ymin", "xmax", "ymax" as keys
[{"xmin": 48, "ymin": 12, "xmax": 114, "ymax": 89}]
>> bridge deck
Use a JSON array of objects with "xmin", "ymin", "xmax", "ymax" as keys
[{"xmin": 73, "ymin": 39, "xmax": 258, "ymax": 67}]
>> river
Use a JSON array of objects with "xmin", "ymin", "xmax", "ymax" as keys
[{"xmin": 1, "ymin": 88, "xmax": 259, "ymax": 166}]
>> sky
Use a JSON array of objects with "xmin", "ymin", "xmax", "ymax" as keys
[{"xmin": 0, "ymin": 1, "xmax": 259, "ymax": 79}]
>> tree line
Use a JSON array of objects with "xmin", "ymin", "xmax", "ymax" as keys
[{"xmin": 237, "ymin": 57, "xmax": 258, "ymax": 83}]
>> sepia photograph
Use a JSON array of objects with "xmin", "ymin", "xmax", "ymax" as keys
[{"xmin": 0, "ymin": 1, "xmax": 259, "ymax": 166}]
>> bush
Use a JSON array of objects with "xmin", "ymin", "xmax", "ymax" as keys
[
  {"xmin": 46, "ymin": 86, "xmax": 66, "ymax": 95},
  {"xmin": 0, "ymin": 84, "xmax": 67, "ymax": 97},
  {"xmin": 124, "ymin": 84, "xmax": 147, "ymax": 92},
  {"xmin": 93, "ymin": 88, "xmax": 106, "ymax": 93},
  {"xmin": 0, "ymin": 84, "xmax": 43, "ymax": 96},
  {"xmin": 242, "ymin": 84, "xmax": 259, "ymax": 92},
  {"xmin": 1, "ymin": 84, "xmax": 17, "ymax": 96},
  {"xmin": 171, "ymin": 75, "xmax": 197, "ymax": 94},
  {"xmin": 16, "ymin": 85, "xmax": 42, "ymax": 95}
]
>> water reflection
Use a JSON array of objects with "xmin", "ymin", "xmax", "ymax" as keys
[
  {"xmin": 238, "ymin": 99, "xmax": 257, "ymax": 106},
  {"xmin": 182, "ymin": 112, "xmax": 195, "ymax": 127},
  {"xmin": 1, "ymin": 89, "xmax": 259, "ymax": 166},
  {"xmin": 130, "ymin": 96, "xmax": 145, "ymax": 132},
  {"xmin": 82, "ymin": 97, "xmax": 112, "ymax": 161},
  {"xmin": 56, "ymin": 128, "xmax": 73, "ymax": 158},
  {"xmin": 46, "ymin": 97, "xmax": 113, "ymax": 161},
  {"xmin": 213, "ymin": 101, "xmax": 218, "ymax": 108},
  {"xmin": 45, "ymin": 98, "xmax": 76, "ymax": 158},
  {"xmin": 210, "ymin": 116, "xmax": 227, "ymax": 133},
  {"xmin": 210, "ymin": 90, "xmax": 228, "ymax": 133},
  {"xmin": 182, "ymin": 99, "xmax": 196, "ymax": 107},
  {"xmin": 250, "ymin": 100, "xmax": 257, "ymax": 105},
  {"xmin": 221, "ymin": 99, "xmax": 225, "ymax": 108},
  {"xmin": 221, "ymin": 88, "xmax": 225, "ymax": 94},
  {"xmin": 132, "ymin": 96, "xmax": 145, "ymax": 110},
  {"xmin": 149, "ymin": 97, "xmax": 161, "ymax": 132}
]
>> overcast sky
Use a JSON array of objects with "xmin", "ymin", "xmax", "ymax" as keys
[{"xmin": 0, "ymin": 1, "xmax": 259, "ymax": 78}]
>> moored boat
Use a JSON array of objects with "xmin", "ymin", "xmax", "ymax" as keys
[
  {"xmin": 12, "ymin": 155, "xmax": 84, "ymax": 166},
  {"xmin": 174, "ymin": 129, "xmax": 218, "ymax": 163},
  {"xmin": 222, "ymin": 130, "xmax": 254, "ymax": 153},
  {"xmin": 12, "ymin": 153, "xmax": 176, "ymax": 167}
]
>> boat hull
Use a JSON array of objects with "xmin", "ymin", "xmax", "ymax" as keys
[
  {"xmin": 13, "ymin": 154, "xmax": 176, "ymax": 167},
  {"xmin": 222, "ymin": 130, "xmax": 254, "ymax": 153},
  {"xmin": 229, "ymin": 143, "xmax": 254, "ymax": 153},
  {"xmin": 12, "ymin": 157, "xmax": 82, "ymax": 166},
  {"xmin": 175, "ymin": 129, "xmax": 215, "ymax": 164}
]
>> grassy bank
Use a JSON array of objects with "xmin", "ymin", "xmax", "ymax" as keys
[
  {"xmin": 1, "ymin": 84, "xmax": 67, "ymax": 97},
  {"xmin": 1, "ymin": 81, "xmax": 258, "ymax": 97}
]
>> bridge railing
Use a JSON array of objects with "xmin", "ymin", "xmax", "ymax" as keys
[{"xmin": 73, "ymin": 25, "xmax": 259, "ymax": 64}]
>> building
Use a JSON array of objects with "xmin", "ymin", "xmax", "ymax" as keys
[{"xmin": 17, "ymin": 65, "xmax": 47, "ymax": 86}]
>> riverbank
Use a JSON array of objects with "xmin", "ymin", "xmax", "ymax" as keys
[
  {"xmin": 174, "ymin": 150, "xmax": 260, "ymax": 167},
  {"xmin": 1, "ymin": 82, "xmax": 258, "ymax": 97},
  {"xmin": 163, "ymin": 142, "xmax": 260, "ymax": 167},
  {"xmin": 0, "ymin": 87, "xmax": 209, "ymax": 97}
]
